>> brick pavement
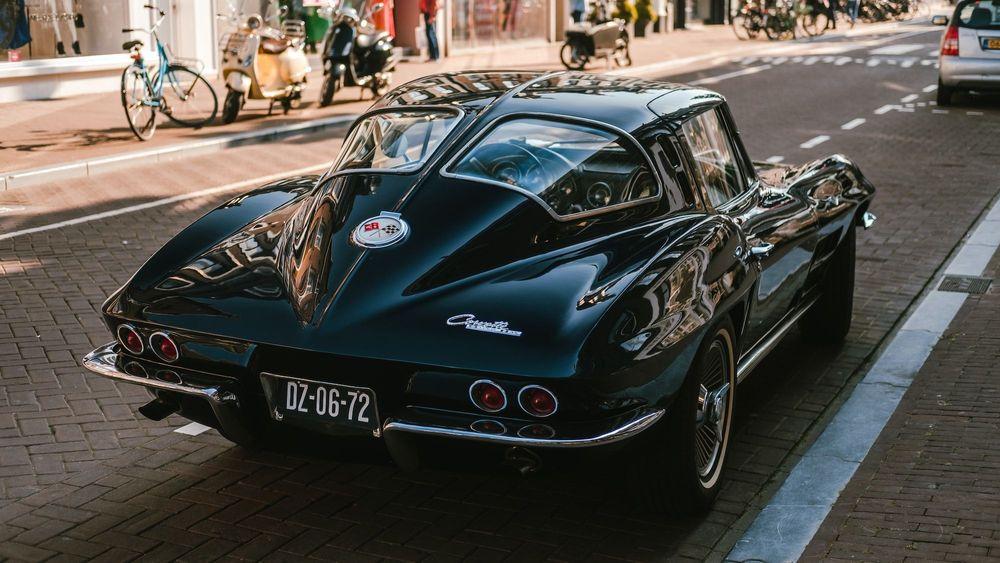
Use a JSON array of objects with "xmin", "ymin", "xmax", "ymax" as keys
[
  {"xmin": 803, "ymin": 245, "xmax": 1000, "ymax": 562},
  {"xmin": 0, "ymin": 28, "xmax": 998, "ymax": 562}
]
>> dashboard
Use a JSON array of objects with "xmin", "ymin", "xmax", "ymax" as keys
[{"xmin": 455, "ymin": 140, "xmax": 658, "ymax": 218}]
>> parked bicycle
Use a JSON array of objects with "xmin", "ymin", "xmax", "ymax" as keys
[
  {"xmin": 764, "ymin": 0, "xmax": 799, "ymax": 40},
  {"xmin": 120, "ymin": 4, "xmax": 218, "ymax": 141},
  {"xmin": 732, "ymin": 0, "xmax": 767, "ymax": 40}
]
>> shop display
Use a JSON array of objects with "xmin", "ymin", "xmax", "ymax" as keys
[{"xmin": 2, "ymin": 0, "xmax": 127, "ymax": 61}]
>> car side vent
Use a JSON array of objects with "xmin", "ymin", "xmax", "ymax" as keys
[{"xmin": 938, "ymin": 275, "xmax": 992, "ymax": 295}]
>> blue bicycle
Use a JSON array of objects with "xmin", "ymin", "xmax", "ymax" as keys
[{"xmin": 120, "ymin": 4, "xmax": 218, "ymax": 141}]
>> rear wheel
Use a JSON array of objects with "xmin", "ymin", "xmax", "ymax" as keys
[
  {"xmin": 221, "ymin": 89, "xmax": 242, "ymax": 124},
  {"xmin": 936, "ymin": 78, "xmax": 954, "ymax": 106},
  {"xmin": 801, "ymin": 226, "xmax": 855, "ymax": 346},
  {"xmin": 160, "ymin": 65, "xmax": 218, "ymax": 128},
  {"xmin": 121, "ymin": 65, "xmax": 157, "ymax": 141},
  {"xmin": 630, "ymin": 318, "xmax": 736, "ymax": 515},
  {"xmin": 614, "ymin": 36, "xmax": 632, "ymax": 66},
  {"xmin": 560, "ymin": 42, "xmax": 589, "ymax": 70}
]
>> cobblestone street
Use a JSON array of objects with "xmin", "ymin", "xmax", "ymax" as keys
[{"xmin": 1, "ymin": 15, "xmax": 999, "ymax": 563}]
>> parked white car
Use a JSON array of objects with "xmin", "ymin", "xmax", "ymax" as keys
[{"xmin": 934, "ymin": 0, "xmax": 1000, "ymax": 105}]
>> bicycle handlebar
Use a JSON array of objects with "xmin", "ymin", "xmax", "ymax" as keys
[{"xmin": 144, "ymin": 4, "xmax": 166, "ymax": 16}]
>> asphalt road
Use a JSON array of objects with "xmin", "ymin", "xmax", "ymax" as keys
[{"xmin": 1, "ymin": 21, "xmax": 999, "ymax": 562}]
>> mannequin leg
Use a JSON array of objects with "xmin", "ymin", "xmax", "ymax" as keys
[
  {"xmin": 47, "ymin": 0, "xmax": 65, "ymax": 55},
  {"xmin": 60, "ymin": 0, "xmax": 79, "ymax": 54}
]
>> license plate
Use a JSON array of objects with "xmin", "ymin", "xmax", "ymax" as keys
[
  {"xmin": 262, "ymin": 373, "xmax": 379, "ymax": 433},
  {"xmin": 985, "ymin": 38, "xmax": 1000, "ymax": 50}
]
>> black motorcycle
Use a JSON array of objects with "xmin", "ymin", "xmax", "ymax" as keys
[{"xmin": 319, "ymin": 1, "xmax": 396, "ymax": 106}]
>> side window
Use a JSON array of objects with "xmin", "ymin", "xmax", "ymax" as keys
[{"xmin": 681, "ymin": 108, "xmax": 747, "ymax": 208}]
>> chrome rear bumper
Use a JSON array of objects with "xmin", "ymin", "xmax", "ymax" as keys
[
  {"xmin": 82, "ymin": 342, "xmax": 256, "ymax": 443},
  {"xmin": 83, "ymin": 341, "xmax": 664, "ymax": 452}
]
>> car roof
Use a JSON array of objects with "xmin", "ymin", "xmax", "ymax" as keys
[{"xmin": 373, "ymin": 70, "xmax": 725, "ymax": 133}]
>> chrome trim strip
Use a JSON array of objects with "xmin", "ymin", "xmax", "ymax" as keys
[
  {"xmin": 382, "ymin": 408, "xmax": 664, "ymax": 449},
  {"xmin": 82, "ymin": 342, "xmax": 233, "ymax": 403},
  {"xmin": 736, "ymin": 297, "xmax": 819, "ymax": 384}
]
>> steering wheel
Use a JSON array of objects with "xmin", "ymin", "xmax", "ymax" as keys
[{"xmin": 463, "ymin": 142, "xmax": 548, "ymax": 191}]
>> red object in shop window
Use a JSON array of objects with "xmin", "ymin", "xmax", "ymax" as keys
[
  {"xmin": 8, "ymin": 50, "xmax": 22, "ymax": 62},
  {"xmin": 373, "ymin": 0, "xmax": 396, "ymax": 37}
]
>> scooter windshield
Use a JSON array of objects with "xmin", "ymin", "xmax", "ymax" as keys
[{"xmin": 330, "ymin": 109, "xmax": 461, "ymax": 176}]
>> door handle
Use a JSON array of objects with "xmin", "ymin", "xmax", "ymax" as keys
[{"xmin": 749, "ymin": 242, "xmax": 774, "ymax": 258}]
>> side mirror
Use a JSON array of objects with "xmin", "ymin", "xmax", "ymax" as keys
[{"xmin": 931, "ymin": 14, "xmax": 949, "ymax": 25}]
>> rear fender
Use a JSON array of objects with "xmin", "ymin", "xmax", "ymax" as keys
[{"xmin": 580, "ymin": 214, "xmax": 756, "ymax": 408}]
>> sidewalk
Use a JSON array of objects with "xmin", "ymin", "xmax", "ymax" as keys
[
  {"xmin": 0, "ymin": 21, "xmax": 899, "ymax": 183},
  {"xmin": 804, "ymin": 252, "xmax": 1000, "ymax": 560}
]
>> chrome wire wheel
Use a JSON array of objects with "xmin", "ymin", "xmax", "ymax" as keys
[{"xmin": 694, "ymin": 331, "xmax": 734, "ymax": 488}]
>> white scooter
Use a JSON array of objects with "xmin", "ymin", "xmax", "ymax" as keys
[{"xmin": 219, "ymin": 11, "xmax": 311, "ymax": 123}]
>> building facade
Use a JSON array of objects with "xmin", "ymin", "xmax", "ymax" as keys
[{"xmin": 0, "ymin": 0, "xmax": 218, "ymax": 103}]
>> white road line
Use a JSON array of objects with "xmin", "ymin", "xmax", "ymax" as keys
[
  {"xmin": 689, "ymin": 64, "xmax": 774, "ymax": 86},
  {"xmin": 729, "ymin": 192, "xmax": 1000, "ymax": 563},
  {"xmin": 0, "ymin": 164, "xmax": 328, "ymax": 242},
  {"xmin": 841, "ymin": 118, "xmax": 866, "ymax": 130},
  {"xmin": 175, "ymin": 422, "xmax": 212, "ymax": 436},
  {"xmin": 968, "ymin": 111, "xmax": 984, "ymax": 116},
  {"xmin": 869, "ymin": 43, "xmax": 924, "ymax": 55},
  {"xmin": 765, "ymin": 156, "xmax": 786, "ymax": 163},
  {"xmin": 900, "ymin": 58, "xmax": 916, "ymax": 68},
  {"xmin": 874, "ymin": 104, "xmax": 896, "ymax": 115},
  {"xmin": 922, "ymin": 83, "xmax": 938, "ymax": 93},
  {"xmin": 800, "ymin": 135, "xmax": 831, "ymax": 149},
  {"xmin": 933, "ymin": 109, "xmax": 949, "ymax": 114},
  {"xmin": 900, "ymin": 94, "xmax": 919, "ymax": 103},
  {"xmin": 927, "ymin": 48, "xmax": 940, "ymax": 56},
  {"xmin": 866, "ymin": 58, "xmax": 881, "ymax": 66}
]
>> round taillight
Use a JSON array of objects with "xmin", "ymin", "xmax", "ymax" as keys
[
  {"xmin": 470, "ymin": 419, "xmax": 506, "ymax": 435},
  {"xmin": 117, "ymin": 325, "xmax": 144, "ymax": 355},
  {"xmin": 518, "ymin": 385, "xmax": 558, "ymax": 418},
  {"xmin": 150, "ymin": 332, "xmax": 179, "ymax": 363},
  {"xmin": 469, "ymin": 380, "xmax": 507, "ymax": 413}
]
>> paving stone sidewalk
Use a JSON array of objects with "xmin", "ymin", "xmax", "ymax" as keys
[{"xmin": 804, "ymin": 249, "xmax": 1000, "ymax": 561}]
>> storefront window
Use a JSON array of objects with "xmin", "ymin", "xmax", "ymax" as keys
[
  {"xmin": 452, "ymin": 0, "xmax": 548, "ymax": 50},
  {"xmin": 1, "ymin": 0, "xmax": 129, "ymax": 62}
]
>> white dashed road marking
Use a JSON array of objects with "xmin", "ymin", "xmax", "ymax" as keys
[
  {"xmin": 765, "ymin": 156, "xmax": 786, "ymax": 163},
  {"xmin": 841, "ymin": 118, "xmax": 866, "ymax": 130},
  {"xmin": 874, "ymin": 104, "xmax": 897, "ymax": 115},
  {"xmin": 175, "ymin": 422, "xmax": 212, "ymax": 436},
  {"xmin": 923, "ymin": 83, "xmax": 938, "ymax": 93},
  {"xmin": 900, "ymin": 94, "xmax": 919, "ymax": 103},
  {"xmin": 869, "ymin": 43, "xmax": 925, "ymax": 55},
  {"xmin": 689, "ymin": 64, "xmax": 774, "ymax": 86},
  {"xmin": 800, "ymin": 135, "xmax": 831, "ymax": 149}
]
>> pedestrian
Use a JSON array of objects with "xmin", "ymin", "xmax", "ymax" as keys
[
  {"xmin": 827, "ymin": 0, "xmax": 838, "ymax": 29},
  {"xmin": 570, "ymin": 0, "xmax": 586, "ymax": 23},
  {"xmin": 847, "ymin": 0, "xmax": 859, "ymax": 24},
  {"xmin": 420, "ymin": 0, "xmax": 440, "ymax": 61}
]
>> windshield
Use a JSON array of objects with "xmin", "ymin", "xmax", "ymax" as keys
[
  {"xmin": 448, "ymin": 118, "xmax": 659, "ymax": 218},
  {"xmin": 330, "ymin": 110, "xmax": 461, "ymax": 175},
  {"xmin": 957, "ymin": 0, "xmax": 1000, "ymax": 29}
]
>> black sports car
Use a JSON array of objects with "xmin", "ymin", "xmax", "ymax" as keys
[{"xmin": 83, "ymin": 71, "xmax": 875, "ymax": 514}]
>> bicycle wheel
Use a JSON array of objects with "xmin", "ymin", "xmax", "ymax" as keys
[
  {"xmin": 160, "ymin": 65, "xmax": 218, "ymax": 128},
  {"xmin": 733, "ymin": 14, "xmax": 752, "ymax": 40},
  {"xmin": 121, "ymin": 65, "xmax": 156, "ymax": 141}
]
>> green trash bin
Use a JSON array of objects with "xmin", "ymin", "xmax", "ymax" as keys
[{"xmin": 305, "ymin": 8, "xmax": 330, "ymax": 48}]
